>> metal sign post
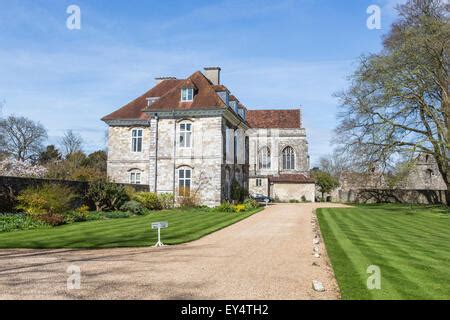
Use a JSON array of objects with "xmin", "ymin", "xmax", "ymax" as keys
[{"xmin": 151, "ymin": 221, "xmax": 168, "ymax": 247}]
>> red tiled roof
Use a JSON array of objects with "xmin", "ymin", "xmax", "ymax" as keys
[
  {"xmin": 246, "ymin": 109, "xmax": 301, "ymax": 129},
  {"xmin": 146, "ymin": 71, "xmax": 228, "ymax": 111},
  {"xmin": 213, "ymin": 84, "xmax": 229, "ymax": 92},
  {"xmin": 101, "ymin": 79, "xmax": 183, "ymax": 121},
  {"xmin": 269, "ymin": 174, "xmax": 314, "ymax": 184}
]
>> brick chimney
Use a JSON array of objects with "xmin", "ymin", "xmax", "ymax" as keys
[{"xmin": 203, "ymin": 67, "xmax": 221, "ymax": 85}]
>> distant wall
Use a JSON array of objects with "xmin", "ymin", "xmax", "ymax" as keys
[
  {"xmin": 271, "ymin": 183, "xmax": 315, "ymax": 202},
  {"xmin": 0, "ymin": 176, "xmax": 149, "ymax": 213},
  {"xmin": 339, "ymin": 189, "xmax": 448, "ymax": 205}
]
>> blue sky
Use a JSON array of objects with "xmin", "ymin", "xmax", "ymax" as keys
[{"xmin": 0, "ymin": 0, "xmax": 406, "ymax": 165}]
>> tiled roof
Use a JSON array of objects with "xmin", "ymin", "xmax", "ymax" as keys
[
  {"xmin": 213, "ymin": 84, "xmax": 229, "ymax": 92},
  {"xmin": 269, "ymin": 174, "xmax": 314, "ymax": 184},
  {"xmin": 246, "ymin": 109, "xmax": 301, "ymax": 129},
  {"xmin": 147, "ymin": 71, "xmax": 228, "ymax": 111},
  {"xmin": 101, "ymin": 79, "xmax": 182, "ymax": 121}
]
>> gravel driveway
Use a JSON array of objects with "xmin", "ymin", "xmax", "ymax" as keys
[{"xmin": 0, "ymin": 203, "xmax": 348, "ymax": 300}]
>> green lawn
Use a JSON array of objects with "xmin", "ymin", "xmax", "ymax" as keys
[
  {"xmin": 317, "ymin": 204, "xmax": 450, "ymax": 300},
  {"xmin": 0, "ymin": 207, "xmax": 261, "ymax": 249}
]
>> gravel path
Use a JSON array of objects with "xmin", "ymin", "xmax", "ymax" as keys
[{"xmin": 0, "ymin": 203, "xmax": 348, "ymax": 300}]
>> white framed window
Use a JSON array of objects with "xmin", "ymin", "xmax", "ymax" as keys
[
  {"xmin": 131, "ymin": 129, "xmax": 143, "ymax": 152},
  {"xmin": 178, "ymin": 167, "xmax": 191, "ymax": 196},
  {"xmin": 282, "ymin": 146, "xmax": 295, "ymax": 170},
  {"xmin": 181, "ymin": 88, "xmax": 194, "ymax": 101},
  {"xmin": 259, "ymin": 147, "xmax": 271, "ymax": 169},
  {"xmin": 179, "ymin": 123, "xmax": 192, "ymax": 148},
  {"xmin": 130, "ymin": 171, "xmax": 142, "ymax": 184},
  {"xmin": 256, "ymin": 178, "xmax": 262, "ymax": 187}
]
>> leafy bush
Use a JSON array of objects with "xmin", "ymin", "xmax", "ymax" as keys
[
  {"xmin": 0, "ymin": 213, "xmax": 49, "ymax": 232},
  {"xmin": 16, "ymin": 184, "xmax": 77, "ymax": 216},
  {"xmin": 104, "ymin": 211, "xmax": 131, "ymax": 219},
  {"xmin": 178, "ymin": 193, "xmax": 201, "ymax": 208},
  {"xmin": 230, "ymin": 179, "xmax": 242, "ymax": 202},
  {"xmin": 158, "ymin": 193, "xmax": 174, "ymax": 209},
  {"xmin": 37, "ymin": 213, "xmax": 65, "ymax": 226},
  {"xmin": 289, "ymin": 199, "xmax": 300, "ymax": 203},
  {"xmin": 132, "ymin": 192, "xmax": 161, "ymax": 210},
  {"xmin": 215, "ymin": 201, "xmax": 234, "ymax": 213},
  {"xmin": 301, "ymin": 196, "xmax": 307, "ymax": 202},
  {"xmin": 76, "ymin": 205, "xmax": 90, "ymax": 214},
  {"xmin": 64, "ymin": 211, "xmax": 86, "ymax": 224},
  {"xmin": 243, "ymin": 198, "xmax": 259, "ymax": 210},
  {"xmin": 233, "ymin": 204, "xmax": 246, "ymax": 213},
  {"xmin": 120, "ymin": 200, "xmax": 147, "ymax": 215},
  {"xmin": 230, "ymin": 180, "xmax": 248, "ymax": 203},
  {"xmin": 85, "ymin": 211, "xmax": 104, "ymax": 221},
  {"xmin": 87, "ymin": 181, "xmax": 129, "ymax": 211}
]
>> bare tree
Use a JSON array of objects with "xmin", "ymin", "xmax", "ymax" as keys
[
  {"xmin": 318, "ymin": 152, "xmax": 350, "ymax": 178},
  {"xmin": 334, "ymin": 0, "xmax": 449, "ymax": 203},
  {"xmin": 60, "ymin": 130, "xmax": 83, "ymax": 156},
  {"xmin": 0, "ymin": 115, "xmax": 48, "ymax": 161}
]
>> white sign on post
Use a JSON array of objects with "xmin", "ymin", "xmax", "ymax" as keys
[{"xmin": 152, "ymin": 221, "xmax": 168, "ymax": 247}]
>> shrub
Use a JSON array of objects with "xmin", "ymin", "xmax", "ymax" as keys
[
  {"xmin": 233, "ymin": 204, "xmax": 246, "ymax": 213},
  {"xmin": 37, "ymin": 213, "xmax": 65, "ymax": 226},
  {"xmin": 230, "ymin": 179, "xmax": 242, "ymax": 202},
  {"xmin": 158, "ymin": 193, "xmax": 174, "ymax": 209},
  {"xmin": 123, "ymin": 186, "xmax": 136, "ymax": 199},
  {"xmin": 178, "ymin": 193, "xmax": 201, "ymax": 208},
  {"xmin": 87, "ymin": 181, "xmax": 129, "ymax": 211},
  {"xmin": 85, "ymin": 211, "xmax": 104, "ymax": 221},
  {"xmin": 301, "ymin": 196, "xmax": 307, "ymax": 202},
  {"xmin": 215, "ymin": 201, "xmax": 234, "ymax": 213},
  {"xmin": 133, "ymin": 192, "xmax": 161, "ymax": 210},
  {"xmin": 243, "ymin": 198, "xmax": 259, "ymax": 210},
  {"xmin": 16, "ymin": 184, "xmax": 77, "ymax": 216},
  {"xmin": 104, "ymin": 211, "xmax": 131, "ymax": 219},
  {"xmin": 64, "ymin": 211, "xmax": 87, "ymax": 224},
  {"xmin": 0, "ymin": 213, "xmax": 49, "ymax": 232},
  {"xmin": 76, "ymin": 205, "xmax": 90, "ymax": 214},
  {"xmin": 120, "ymin": 200, "xmax": 147, "ymax": 215},
  {"xmin": 289, "ymin": 199, "xmax": 300, "ymax": 203}
]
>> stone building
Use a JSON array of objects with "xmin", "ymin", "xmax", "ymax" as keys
[
  {"xmin": 102, "ymin": 67, "xmax": 314, "ymax": 206},
  {"xmin": 246, "ymin": 110, "xmax": 315, "ymax": 202}
]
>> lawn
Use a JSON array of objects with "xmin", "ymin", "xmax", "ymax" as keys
[
  {"xmin": 0, "ymin": 207, "xmax": 262, "ymax": 249},
  {"xmin": 317, "ymin": 204, "xmax": 450, "ymax": 300}
]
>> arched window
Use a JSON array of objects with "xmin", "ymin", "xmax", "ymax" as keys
[
  {"xmin": 282, "ymin": 146, "xmax": 295, "ymax": 170},
  {"xmin": 178, "ymin": 167, "xmax": 191, "ymax": 196},
  {"xmin": 259, "ymin": 147, "xmax": 271, "ymax": 169}
]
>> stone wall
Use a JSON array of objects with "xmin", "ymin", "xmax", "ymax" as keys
[
  {"xmin": 249, "ymin": 177, "xmax": 269, "ymax": 196},
  {"xmin": 271, "ymin": 183, "xmax": 315, "ymax": 202},
  {"xmin": 107, "ymin": 125, "xmax": 152, "ymax": 185},
  {"xmin": 340, "ymin": 188, "xmax": 448, "ymax": 205}
]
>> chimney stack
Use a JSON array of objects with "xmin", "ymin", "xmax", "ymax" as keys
[
  {"xmin": 155, "ymin": 76, "xmax": 177, "ymax": 84},
  {"xmin": 203, "ymin": 67, "xmax": 221, "ymax": 85}
]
